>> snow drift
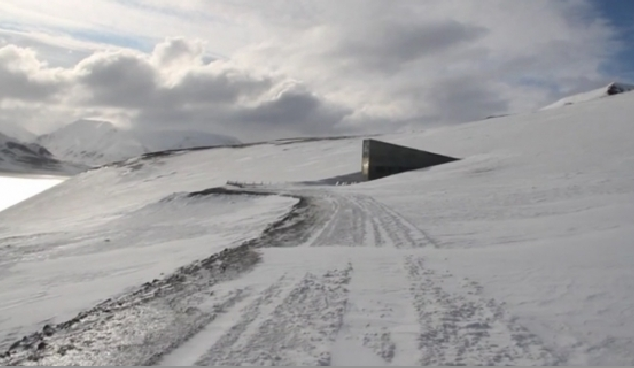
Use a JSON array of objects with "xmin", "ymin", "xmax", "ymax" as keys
[{"xmin": 541, "ymin": 81, "xmax": 634, "ymax": 110}]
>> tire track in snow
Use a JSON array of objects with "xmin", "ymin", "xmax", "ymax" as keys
[
  {"xmin": 366, "ymin": 196, "xmax": 439, "ymax": 249},
  {"xmin": 330, "ymin": 254, "xmax": 420, "ymax": 366},
  {"xmin": 369, "ymin": 215, "xmax": 385, "ymax": 247},
  {"xmin": 357, "ymin": 194, "xmax": 387, "ymax": 248},
  {"xmin": 194, "ymin": 264, "xmax": 352, "ymax": 366},
  {"xmin": 350, "ymin": 198, "xmax": 365, "ymax": 245},
  {"xmin": 156, "ymin": 287, "xmax": 259, "ymax": 366},
  {"xmin": 190, "ymin": 274, "xmax": 297, "ymax": 365},
  {"xmin": 309, "ymin": 191, "xmax": 436, "ymax": 249},
  {"xmin": 405, "ymin": 256, "xmax": 560, "ymax": 366},
  {"xmin": 310, "ymin": 194, "xmax": 367, "ymax": 247},
  {"xmin": 2, "ymin": 185, "xmax": 560, "ymax": 366}
]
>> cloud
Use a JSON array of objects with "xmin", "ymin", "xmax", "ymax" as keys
[
  {"xmin": 75, "ymin": 50, "xmax": 158, "ymax": 108},
  {"xmin": 0, "ymin": 45, "xmax": 68, "ymax": 101},
  {"xmin": 151, "ymin": 37, "xmax": 205, "ymax": 68},
  {"xmin": 329, "ymin": 20, "xmax": 489, "ymax": 73},
  {"xmin": 0, "ymin": 0, "xmax": 625, "ymax": 139},
  {"xmin": 0, "ymin": 39, "xmax": 348, "ymax": 140}
]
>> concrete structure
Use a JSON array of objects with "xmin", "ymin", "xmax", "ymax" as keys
[{"xmin": 361, "ymin": 139, "xmax": 459, "ymax": 181}]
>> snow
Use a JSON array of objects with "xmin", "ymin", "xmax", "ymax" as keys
[
  {"xmin": 2, "ymin": 87, "xmax": 634, "ymax": 365},
  {"xmin": 421, "ymin": 229, "xmax": 634, "ymax": 365},
  {"xmin": 36, "ymin": 120, "xmax": 148, "ymax": 167},
  {"xmin": 0, "ymin": 133, "xmax": 83, "ymax": 175},
  {"xmin": 541, "ymin": 81, "xmax": 634, "ymax": 110},
  {"xmin": 0, "ymin": 191, "xmax": 296, "ymax": 346},
  {"xmin": 37, "ymin": 119, "xmax": 241, "ymax": 167},
  {"xmin": 138, "ymin": 128, "xmax": 241, "ymax": 152}
]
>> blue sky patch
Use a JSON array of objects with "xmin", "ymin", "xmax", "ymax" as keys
[
  {"xmin": 593, "ymin": 0, "xmax": 634, "ymax": 81},
  {"xmin": 68, "ymin": 29, "xmax": 154, "ymax": 52}
]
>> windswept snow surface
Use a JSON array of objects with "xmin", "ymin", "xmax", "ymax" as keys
[
  {"xmin": 541, "ymin": 82, "xmax": 634, "ymax": 110},
  {"xmin": 0, "ymin": 182, "xmax": 296, "ymax": 349},
  {"xmin": 138, "ymin": 128, "xmax": 241, "ymax": 152},
  {"xmin": 2, "ymin": 90, "xmax": 634, "ymax": 365}
]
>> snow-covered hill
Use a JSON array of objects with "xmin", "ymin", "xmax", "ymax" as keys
[
  {"xmin": 2, "ymin": 89, "xmax": 634, "ymax": 364},
  {"xmin": 541, "ymin": 81, "xmax": 634, "ymax": 110},
  {"xmin": 37, "ymin": 120, "xmax": 241, "ymax": 167},
  {"xmin": 0, "ymin": 133, "xmax": 84, "ymax": 174},
  {"xmin": 138, "ymin": 128, "xmax": 241, "ymax": 152}
]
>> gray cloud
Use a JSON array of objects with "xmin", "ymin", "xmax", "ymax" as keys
[
  {"xmin": 331, "ymin": 20, "xmax": 489, "ymax": 73},
  {"xmin": 0, "ymin": 0, "xmax": 624, "ymax": 140},
  {"xmin": 75, "ymin": 48, "xmax": 276, "ymax": 111},
  {"xmin": 76, "ymin": 51, "xmax": 158, "ymax": 107},
  {"xmin": 426, "ymin": 76, "xmax": 508, "ymax": 123},
  {"xmin": 62, "ymin": 40, "xmax": 350, "ymax": 140},
  {"xmin": 168, "ymin": 71, "xmax": 273, "ymax": 106},
  {"xmin": 233, "ymin": 86, "xmax": 352, "ymax": 135},
  {"xmin": 134, "ymin": 81, "xmax": 351, "ymax": 140},
  {"xmin": 0, "ymin": 67, "xmax": 61, "ymax": 101},
  {"xmin": 0, "ymin": 45, "xmax": 67, "ymax": 101}
]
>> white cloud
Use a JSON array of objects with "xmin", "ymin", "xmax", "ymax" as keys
[{"xmin": 0, "ymin": 0, "xmax": 623, "ymax": 140}]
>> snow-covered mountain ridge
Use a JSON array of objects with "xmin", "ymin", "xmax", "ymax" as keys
[
  {"xmin": 36, "ymin": 120, "xmax": 241, "ymax": 167},
  {"xmin": 0, "ymin": 133, "xmax": 84, "ymax": 174},
  {"xmin": 541, "ymin": 81, "xmax": 634, "ymax": 110},
  {"xmin": 36, "ymin": 120, "xmax": 148, "ymax": 168}
]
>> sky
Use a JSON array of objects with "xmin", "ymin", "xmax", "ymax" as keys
[
  {"xmin": 593, "ymin": 1, "xmax": 634, "ymax": 80},
  {"xmin": 0, "ymin": 0, "xmax": 632, "ymax": 141}
]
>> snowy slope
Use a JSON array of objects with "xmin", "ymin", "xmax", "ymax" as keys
[
  {"xmin": 37, "ymin": 120, "xmax": 241, "ymax": 167},
  {"xmin": 0, "ymin": 133, "xmax": 84, "ymax": 175},
  {"xmin": 2, "ymin": 90, "xmax": 634, "ymax": 364},
  {"xmin": 541, "ymin": 81, "xmax": 634, "ymax": 110},
  {"xmin": 138, "ymin": 128, "xmax": 241, "ymax": 152}
]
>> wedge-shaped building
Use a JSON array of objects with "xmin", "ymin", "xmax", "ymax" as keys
[{"xmin": 361, "ymin": 139, "xmax": 459, "ymax": 181}]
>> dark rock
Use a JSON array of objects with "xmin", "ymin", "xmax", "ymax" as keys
[{"xmin": 57, "ymin": 344, "xmax": 74, "ymax": 356}]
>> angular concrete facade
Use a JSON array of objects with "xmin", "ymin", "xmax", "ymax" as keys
[{"xmin": 361, "ymin": 139, "xmax": 458, "ymax": 181}]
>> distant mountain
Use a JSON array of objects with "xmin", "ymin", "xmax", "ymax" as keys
[
  {"xmin": 0, "ymin": 133, "xmax": 85, "ymax": 175},
  {"xmin": 0, "ymin": 124, "xmax": 36, "ymax": 143},
  {"xmin": 37, "ymin": 120, "xmax": 241, "ymax": 167},
  {"xmin": 37, "ymin": 120, "xmax": 147, "ymax": 168},
  {"xmin": 541, "ymin": 82, "xmax": 634, "ymax": 110}
]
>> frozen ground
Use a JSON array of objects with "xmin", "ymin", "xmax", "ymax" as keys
[{"xmin": 2, "ymin": 90, "xmax": 634, "ymax": 365}]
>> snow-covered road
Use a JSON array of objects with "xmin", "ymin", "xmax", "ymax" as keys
[
  {"xmin": 155, "ymin": 188, "xmax": 557, "ymax": 366},
  {"xmin": 2, "ymin": 181, "xmax": 632, "ymax": 365},
  {"xmin": 1, "ymin": 185, "xmax": 563, "ymax": 365}
]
